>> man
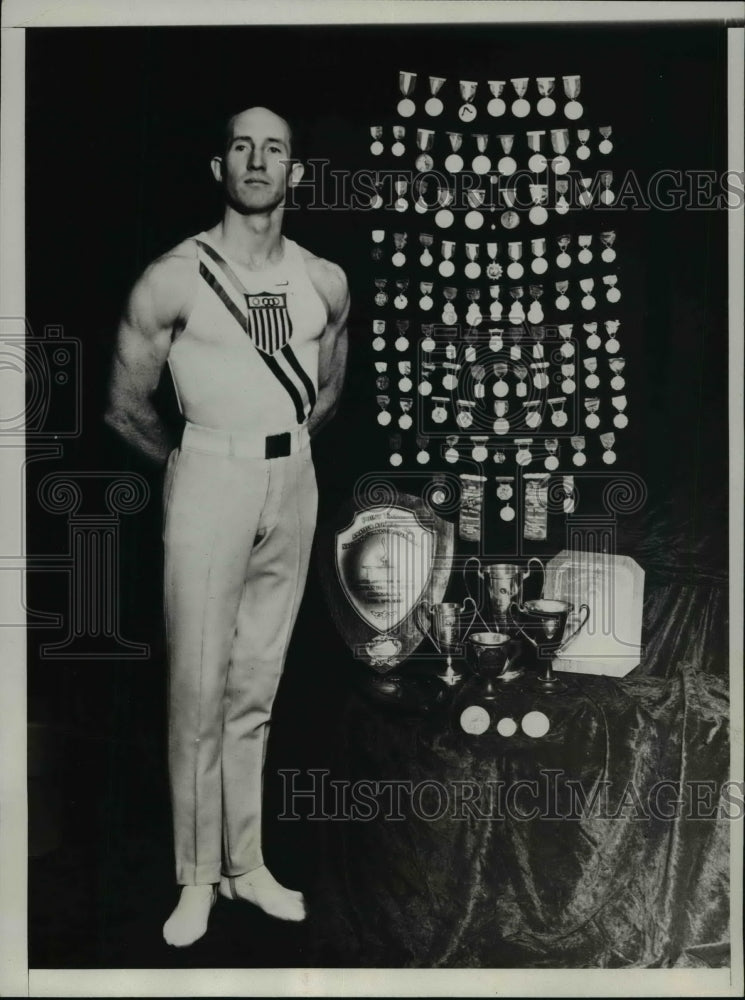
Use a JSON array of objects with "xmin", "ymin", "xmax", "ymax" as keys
[{"xmin": 105, "ymin": 106, "xmax": 349, "ymax": 947}]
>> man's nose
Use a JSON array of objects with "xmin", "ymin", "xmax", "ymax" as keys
[{"xmin": 248, "ymin": 145, "xmax": 265, "ymax": 169}]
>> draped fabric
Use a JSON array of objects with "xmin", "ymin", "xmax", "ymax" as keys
[{"xmin": 308, "ymin": 662, "xmax": 730, "ymax": 968}]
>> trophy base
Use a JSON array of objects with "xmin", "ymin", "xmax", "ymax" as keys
[
  {"xmin": 356, "ymin": 670, "xmax": 446, "ymax": 713},
  {"xmin": 531, "ymin": 671, "xmax": 573, "ymax": 694}
]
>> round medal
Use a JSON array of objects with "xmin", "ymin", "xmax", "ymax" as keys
[
  {"xmin": 421, "ymin": 335, "xmax": 436, "ymax": 352},
  {"xmin": 414, "ymin": 199, "xmax": 428, "ymax": 215},
  {"xmin": 395, "ymin": 336, "xmax": 409, "ymax": 352},
  {"xmin": 445, "ymin": 446, "xmax": 458, "ymax": 463},
  {"xmin": 603, "ymin": 449, "xmax": 617, "ymax": 464},
  {"xmin": 500, "ymin": 503, "xmax": 515, "ymax": 522},
  {"xmin": 598, "ymin": 138, "xmax": 613, "ymax": 154},
  {"xmin": 497, "ymin": 716, "xmax": 518, "ymax": 737},
  {"xmin": 372, "ymin": 336, "xmax": 385, "ymax": 352},
  {"xmin": 464, "ymin": 261, "xmax": 481, "ymax": 279},
  {"xmin": 377, "ymin": 411, "xmax": 391, "ymax": 426},
  {"xmin": 573, "ymin": 451, "xmax": 586, "ymax": 466},
  {"xmin": 581, "ymin": 294, "xmax": 596, "ymax": 310},
  {"xmin": 418, "ymin": 380, "xmax": 432, "ymax": 395},
  {"xmin": 392, "ymin": 251, "xmax": 406, "ymax": 267},
  {"xmin": 578, "ymin": 248, "xmax": 593, "ymax": 265},
  {"xmin": 545, "ymin": 454, "xmax": 560, "ymax": 471},
  {"xmin": 419, "ymin": 295, "xmax": 433, "ymax": 311},
  {"xmin": 506, "ymin": 261, "xmax": 524, "ymax": 280},
  {"xmin": 498, "ymin": 155, "xmax": 517, "ymax": 175},
  {"xmin": 528, "ymin": 205, "xmax": 548, "ymax": 226},
  {"xmin": 560, "ymin": 341, "xmax": 575, "ymax": 358},
  {"xmin": 458, "ymin": 103, "xmax": 477, "ymax": 122},
  {"xmin": 586, "ymin": 333, "xmax": 601, "ymax": 350},
  {"xmin": 389, "ymin": 452, "xmax": 403, "ymax": 466},
  {"xmin": 394, "ymin": 198, "xmax": 407, "ymax": 213},
  {"xmin": 493, "ymin": 379, "xmax": 509, "ymax": 398},
  {"xmin": 438, "ymin": 260, "xmax": 455, "ymax": 278},
  {"xmin": 493, "ymin": 417, "xmax": 510, "ymax": 435},
  {"xmin": 432, "ymin": 406, "xmax": 447, "ymax": 424},
  {"xmin": 465, "ymin": 210, "xmax": 484, "ymax": 230},
  {"xmin": 397, "ymin": 97, "xmax": 415, "ymax": 118},
  {"xmin": 528, "ymin": 153, "xmax": 548, "ymax": 173},
  {"xmin": 606, "ymin": 337, "xmax": 620, "ymax": 354},
  {"xmin": 487, "ymin": 97, "xmax": 506, "ymax": 116},
  {"xmin": 443, "ymin": 373, "xmax": 458, "ymax": 391},
  {"xmin": 522, "ymin": 710, "xmax": 550, "ymax": 738},
  {"xmin": 610, "ymin": 375, "xmax": 625, "ymax": 391},
  {"xmin": 370, "ymin": 140, "xmax": 384, "ymax": 156},
  {"xmin": 585, "ymin": 412, "xmax": 600, "ymax": 429},
  {"xmin": 585, "ymin": 374, "xmax": 600, "ymax": 390},
  {"xmin": 425, "ymin": 96, "xmax": 443, "ymax": 117},
  {"xmin": 562, "ymin": 378, "xmax": 576, "ymax": 394},
  {"xmin": 415, "ymin": 153, "xmax": 434, "ymax": 172},
  {"xmin": 556, "ymin": 251, "xmax": 571, "ymax": 269},
  {"xmin": 564, "ymin": 100, "xmax": 583, "ymax": 120},
  {"xmin": 536, "ymin": 96, "xmax": 556, "ymax": 117},
  {"xmin": 576, "ymin": 143, "xmax": 591, "ymax": 160},
  {"xmin": 370, "ymin": 193, "xmax": 383, "ymax": 210},
  {"xmin": 399, "ymin": 377, "xmax": 412, "ymax": 393},
  {"xmin": 556, "ymin": 294, "xmax": 570, "ymax": 311},
  {"xmin": 444, "ymin": 153, "xmax": 464, "ymax": 173},
  {"xmin": 435, "ymin": 209, "xmax": 454, "ymax": 229},
  {"xmin": 525, "ymin": 411, "xmax": 541, "ymax": 429},
  {"xmin": 614, "ymin": 413, "xmax": 629, "ymax": 429},
  {"xmin": 531, "ymin": 256, "xmax": 548, "ymax": 275},
  {"xmin": 472, "ymin": 154, "xmax": 491, "ymax": 174},
  {"xmin": 417, "ymin": 449, "xmax": 430, "ymax": 464},
  {"xmin": 460, "ymin": 705, "xmax": 490, "ymax": 736},
  {"xmin": 501, "ymin": 210, "xmax": 520, "ymax": 230},
  {"xmin": 456, "ymin": 411, "xmax": 473, "ymax": 429},
  {"xmin": 552, "ymin": 155, "xmax": 570, "ymax": 175},
  {"xmin": 607, "ymin": 287, "xmax": 621, "ymax": 303},
  {"xmin": 391, "ymin": 141, "xmax": 405, "ymax": 157},
  {"xmin": 578, "ymin": 190, "xmax": 593, "ymax": 208},
  {"xmin": 516, "ymin": 448, "xmax": 532, "ymax": 467},
  {"xmin": 398, "ymin": 413, "xmax": 413, "ymax": 430},
  {"xmin": 512, "ymin": 98, "xmax": 530, "ymax": 118},
  {"xmin": 601, "ymin": 247, "xmax": 617, "ymax": 263}
]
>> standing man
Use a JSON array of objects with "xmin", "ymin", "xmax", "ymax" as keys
[{"xmin": 105, "ymin": 106, "xmax": 349, "ymax": 947}]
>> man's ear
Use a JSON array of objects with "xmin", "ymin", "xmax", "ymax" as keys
[
  {"xmin": 210, "ymin": 156, "xmax": 223, "ymax": 183},
  {"xmin": 288, "ymin": 160, "xmax": 305, "ymax": 188}
]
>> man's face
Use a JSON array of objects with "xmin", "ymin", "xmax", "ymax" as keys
[{"xmin": 214, "ymin": 107, "xmax": 299, "ymax": 214}]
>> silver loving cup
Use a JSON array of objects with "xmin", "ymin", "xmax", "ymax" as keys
[
  {"xmin": 416, "ymin": 598, "xmax": 478, "ymax": 653},
  {"xmin": 468, "ymin": 631, "xmax": 523, "ymax": 689},
  {"xmin": 463, "ymin": 556, "xmax": 544, "ymax": 628},
  {"xmin": 509, "ymin": 598, "xmax": 590, "ymax": 657}
]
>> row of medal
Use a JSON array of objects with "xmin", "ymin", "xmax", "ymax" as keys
[
  {"xmin": 372, "ymin": 320, "xmax": 624, "ymax": 355},
  {"xmin": 393, "ymin": 71, "xmax": 588, "ymax": 121},
  {"xmin": 371, "ymin": 124, "xmax": 614, "ymax": 171},
  {"xmin": 387, "ymin": 433, "xmax": 622, "ymax": 473},
  {"xmin": 368, "ymin": 176, "xmax": 618, "ymax": 226},
  {"xmin": 373, "ymin": 278, "xmax": 622, "ymax": 317},
  {"xmin": 371, "ymin": 230, "xmax": 618, "ymax": 274}
]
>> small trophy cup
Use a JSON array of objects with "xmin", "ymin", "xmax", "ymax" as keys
[
  {"xmin": 463, "ymin": 556, "xmax": 544, "ymax": 634},
  {"xmin": 509, "ymin": 598, "xmax": 590, "ymax": 692},
  {"xmin": 416, "ymin": 599, "xmax": 478, "ymax": 686},
  {"xmin": 468, "ymin": 631, "xmax": 524, "ymax": 695}
]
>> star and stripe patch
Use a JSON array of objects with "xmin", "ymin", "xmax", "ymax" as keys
[{"xmin": 195, "ymin": 239, "xmax": 316, "ymax": 424}]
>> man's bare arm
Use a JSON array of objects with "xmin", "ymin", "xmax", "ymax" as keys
[
  {"xmin": 104, "ymin": 252, "xmax": 192, "ymax": 465},
  {"xmin": 306, "ymin": 260, "xmax": 350, "ymax": 440}
]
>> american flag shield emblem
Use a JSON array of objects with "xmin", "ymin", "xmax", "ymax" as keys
[{"xmin": 244, "ymin": 292, "xmax": 293, "ymax": 355}]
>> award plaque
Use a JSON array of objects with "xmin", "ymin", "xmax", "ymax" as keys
[
  {"xmin": 543, "ymin": 550, "xmax": 644, "ymax": 676},
  {"xmin": 318, "ymin": 493, "xmax": 455, "ymax": 674}
]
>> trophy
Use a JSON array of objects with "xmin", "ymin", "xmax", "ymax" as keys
[
  {"xmin": 468, "ymin": 631, "xmax": 523, "ymax": 694},
  {"xmin": 463, "ymin": 556, "xmax": 544, "ymax": 633},
  {"xmin": 416, "ymin": 599, "xmax": 478, "ymax": 686},
  {"xmin": 509, "ymin": 598, "xmax": 590, "ymax": 692}
]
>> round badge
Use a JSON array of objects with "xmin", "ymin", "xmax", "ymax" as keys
[
  {"xmin": 562, "ymin": 378, "xmax": 576, "ymax": 394},
  {"xmin": 576, "ymin": 144, "xmax": 591, "ymax": 161},
  {"xmin": 487, "ymin": 97, "xmax": 506, "ymax": 117},
  {"xmin": 498, "ymin": 155, "xmax": 517, "ymax": 175},
  {"xmin": 377, "ymin": 411, "xmax": 391, "ymax": 426},
  {"xmin": 545, "ymin": 455, "xmax": 560, "ymax": 471},
  {"xmin": 560, "ymin": 342, "xmax": 575, "ymax": 358},
  {"xmin": 603, "ymin": 449, "xmax": 617, "ymax": 464},
  {"xmin": 557, "ymin": 251, "xmax": 571, "ymax": 269},
  {"xmin": 445, "ymin": 447, "xmax": 458, "ymax": 463},
  {"xmin": 472, "ymin": 444, "xmax": 488, "ymax": 462},
  {"xmin": 444, "ymin": 153, "xmax": 464, "ymax": 173},
  {"xmin": 460, "ymin": 705, "xmax": 490, "ymax": 735},
  {"xmin": 389, "ymin": 452, "xmax": 403, "ymax": 467},
  {"xmin": 598, "ymin": 138, "xmax": 613, "ymax": 155},
  {"xmin": 500, "ymin": 502, "xmax": 515, "ymax": 521},
  {"xmin": 465, "ymin": 211, "xmax": 484, "ymax": 230},
  {"xmin": 496, "ymin": 483, "xmax": 512, "ymax": 501},
  {"xmin": 507, "ymin": 261, "xmax": 524, "ymax": 280},
  {"xmin": 578, "ymin": 248, "xmax": 593, "ymax": 265},
  {"xmin": 415, "ymin": 153, "xmax": 434, "ymax": 172},
  {"xmin": 425, "ymin": 97, "xmax": 444, "ymax": 117},
  {"xmin": 438, "ymin": 259, "xmax": 455, "ymax": 278},
  {"xmin": 417, "ymin": 450, "xmax": 430, "ymax": 464},
  {"xmin": 472, "ymin": 154, "xmax": 491, "ymax": 175},
  {"xmin": 456, "ymin": 411, "xmax": 473, "ymax": 429},
  {"xmin": 564, "ymin": 100, "xmax": 583, "ymax": 120},
  {"xmin": 370, "ymin": 140, "xmax": 384, "ymax": 156},
  {"xmin": 418, "ymin": 380, "xmax": 432, "ymax": 396},
  {"xmin": 601, "ymin": 247, "xmax": 617, "ymax": 263},
  {"xmin": 432, "ymin": 407, "xmax": 447, "ymax": 424},
  {"xmin": 586, "ymin": 333, "xmax": 601, "ymax": 351},
  {"xmin": 531, "ymin": 256, "xmax": 548, "ymax": 275},
  {"xmin": 607, "ymin": 287, "xmax": 622, "ymax": 303},
  {"xmin": 394, "ymin": 198, "xmax": 407, "ymax": 213},
  {"xmin": 419, "ymin": 296, "xmax": 433, "ymax": 311},
  {"xmin": 528, "ymin": 205, "xmax": 548, "ymax": 226},
  {"xmin": 501, "ymin": 210, "xmax": 520, "ymax": 230},
  {"xmin": 372, "ymin": 336, "xmax": 386, "ymax": 352},
  {"xmin": 573, "ymin": 451, "xmax": 587, "ymax": 467},
  {"xmin": 443, "ymin": 373, "xmax": 458, "ymax": 391},
  {"xmin": 496, "ymin": 716, "xmax": 518, "ymax": 737},
  {"xmin": 614, "ymin": 413, "xmax": 629, "ymax": 429},
  {"xmin": 512, "ymin": 98, "xmax": 530, "ymax": 118},
  {"xmin": 435, "ymin": 209, "xmax": 454, "ymax": 229},
  {"xmin": 555, "ymin": 198, "xmax": 570, "ymax": 216},
  {"xmin": 458, "ymin": 103, "xmax": 477, "ymax": 123},
  {"xmin": 585, "ymin": 374, "xmax": 600, "ymax": 390},
  {"xmin": 398, "ymin": 413, "xmax": 413, "ymax": 430},
  {"xmin": 493, "ymin": 379, "xmax": 509, "ymax": 398},
  {"xmin": 526, "ymin": 411, "xmax": 541, "ymax": 429},
  {"xmin": 414, "ymin": 200, "xmax": 428, "ymax": 215},
  {"xmin": 581, "ymin": 294, "xmax": 596, "ymax": 310},
  {"xmin": 521, "ymin": 710, "xmax": 550, "ymax": 738},
  {"xmin": 556, "ymin": 295, "xmax": 570, "ymax": 311},
  {"xmin": 493, "ymin": 417, "xmax": 510, "ymax": 435},
  {"xmin": 397, "ymin": 98, "xmax": 416, "ymax": 118},
  {"xmin": 610, "ymin": 375, "xmax": 625, "ymax": 391},
  {"xmin": 399, "ymin": 377, "xmax": 412, "ymax": 393},
  {"xmin": 552, "ymin": 410, "xmax": 568, "ymax": 427},
  {"xmin": 395, "ymin": 337, "xmax": 409, "ymax": 352},
  {"xmin": 421, "ymin": 336, "xmax": 436, "ymax": 352},
  {"xmin": 516, "ymin": 449, "xmax": 532, "ymax": 467},
  {"xmin": 552, "ymin": 155, "xmax": 571, "ymax": 175},
  {"xmin": 370, "ymin": 193, "xmax": 383, "ymax": 210},
  {"xmin": 391, "ymin": 141, "xmax": 405, "ymax": 157},
  {"xmin": 585, "ymin": 413, "xmax": 600, "ymax": 429},
  {"xmin": 606, "ymin": 337, "xmax": 620, "ymax": 354},
  {"xmin": 392, "ymin": 251, "xmax": 406, "ymax": 267},
  {"xmin": 528, "ymin": 153, "xmax": 548, "ymax": 173},
  {"xmin": 464, "ymin": 261, "xmax": 481, "ymax": 280},
  {"xmin": 537, "ymin": 96, "xmax": 556, "ymax": 117}
]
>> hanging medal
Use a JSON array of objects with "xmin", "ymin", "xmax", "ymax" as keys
[
  {"xmin": 416, "ymin": 433, "xmax": 431, "ymax": 464},
  {"xmin": 609, "ymin": 357, "xmax": 626, "ymax": 391},
  {"xmin": 536, "ymin": 76, "xmax": 556, "ymax": 116},
  {"xmin": 612, "ymin": 395, "xmax": 628, "ymax": 428},
  {"xmin": 465, "ymin": 288, "xmax": 483, "ymax": 327},
  {"xmin": 497, "ymin": 134, "xmax": 517, "ymax": 175},
  {"xmin": 604, "ymin": 274, "xmax": 621, "ymax": 303},
  {"xmin": 415, "ymin": 128, "xmax": 435, "ymax": 172},
  {"xmin": 445, "ymin": 132, "xmax": 464, "ymax": 173},
  {"xmin": 391, "ymin": 125, "xmax": 406, "ymax": 157},
  {"xmin": 487, "ymin": 79, "xmax": 507, "ymax": 116},
  {"xmin": 578, "ymin": 177, "xmax": 594, "ymax": 208},
  {"xmin": 496, "ymin": 477, "xmax": 516, "ymax": 521},
  {"xmin": 445, "ymin": 435, "xmax": 460, "ymax": 463},
  {"xmin": 486, "ymin": 243, "xmax": 503, "ymax": 279},
  {"xmin": 395, "ymin": 319, "xmax": 410, "ymax": 350},
  {"xmin": 501, "ymin": 189, "xmax": 520, "ymax": 230},
  {"xmin": 369, "ymin": 125, "xmax": 384, "ymax": 156},
  {"xmin": 508, "ymin": 286, "xmax": 525, "ymax": 323},
  {"xmin": 489, "ymin": 325, "xmax": 504, "ymax": 353},
  {"xmin": 598, "ymin": 126, "xmax": 613, "ymax": 154},
  {"xmin": 600, "ymin": 171, "xmax": 615, "ymax": 206},
  {"xmin": 562, "ymin": 475, "xmax": 576, "ymax": 513},
  {"xmin": 555, "ymin": 178, "xmax": 570, "ymax": 215},
  {"xmin": 413, "ymin": 179, "xmax": 431, "ymax": 214},
  {"xmin": 472, "ymin": 363, "xmax": 486, "ymax": 399},
  {"xmin": 580, "ymin": 277, "xmax": 596, "ymax": 311},
  {"xmin": 419, "ymin": 281, "xmax": 434, "ymax": 311},
  {"xmin": 576, "ymin": 128, "xmax": 591, "ymax": 161},
  {"xmin": 529, "ymin": 184, "xmax": 549, "ymax": 225},
  {"xmin": 507, "ymin": 326, "xmax": 522, "ymax": 360},
  {"xmin": 374, "ymin": 278, "xmax": 388, "ymax": 307},
  {"xmin": 489, "ymin": 287, "xmax": 503, "ymax": 322},
  {"xmin": 442, "ymin": 286, "xmax": 458, "ymax": 325},
  {"xmin": 555, "ymin": 280, "xmax": 570, "ymax": 311},
  {"xmin": 394, "ymin": 281, "xmax": 409, "ymax": 311},
  {"xmin": 421, "ymin": 324, "xmax": 436, "ymax": 353},
  {"xmin": 397, "ymin": 70, "xmax": 417, "ymax": 118},
  {"xmin": 439, "ymin": 240, "xmax": 456, "ymax": 277},
  {"xmin": 506, "ymin": 241, "xmax": 524, "ymax": 280},
  {"xmin": 493, "ymin": 362, "xmax": 509, "ymax": 397},
  {"xmin": 394, "ymin": 179, "xmax": 408, "ymax": 213},
  {"xmin": 471, "ymin": 436, "xmax": 489, "ymax": 462},
  {"xmin": 510, "ymin": 77, "xmax": 530, "ymax": 117},
  {"xmin": 431, "ymin": 396, "xmax": 448, "ymax": 424},
  {"xmin": 372, "ymin": 319, "xmax": 386, "ymax": 352},
  {"xmin": 584, "ymin": 397, "xmax": 600, "ymax": 429},
  {"xmin": 571, "ymin": 435, "xmax": 587, "ymax": 467},
  {"xmin": 605, "ymin": 319, "xmax": 621, "ymax": 354},
  {"xmin": 420, "ymin": 233, "xmax": 434, "ymax": 267},
  {"xmin": 550, "ymin": 128, "xmax": 570, "ymax": 175},
  {"xmin": 464, "ymin": 330, "xmax": 478, "ymax": 362},
  {"xmin": 514, "ymin": 363, "xmax": 528, "ymax": 397},
  {"xmin": 443, "ymin": 328, "xmax": 458, "ymax": 361},
  {"xmin": 464, "ymin": 243, "xmax": 481, "ymax": 279},
  {"xmin": 369, "ymin": 180, "xmax": 384, "ymax": 210},
  {"xmin": 600, "ymin": 230, "xmax": 617, "ymax": 263},
  {"xmin": 435, "ymin": 186, "xmax": 455, "ymax": 228},
  {"xmin": 425, "ymin": 76, "xmax": 446, "ymax": 117},
  {"xmin": 472, "ymin": 134, "xmax": 491, "ymax": 174},
  {"xmin": 524, "ymin": 400, "xmax": 543, "ymax": 430},
  {"xmin": 389, "ymin": 433, "xmax": 403, "ymax": 466},
  {"xmin": 465, "ymin": 188, "xmax": 486, "ymax": 230},
  {"xmin": 544, "ymin": 438, "xmax": 560, "ymax": 471},
  {"xmin": 532, "ymin": 361, "xmax": 550, "ymax": 390},
  {"xmin": 531, "ymin": 237, "xmax": 548, "ymax": 274},
  {"xmin": 585, "ymin": 321, "xmax": 601, "ymax": 351},
  {"xmin": 456, "ymin": 399, "xmax": 476, "ymax": 429},
  {"xmin": 376, "ymin": 394, "xmax": 392, "ymax": 426},
  {"xmin": 458, "ymin": 80, "xmax": 478, "ymax": 122},
  {"xmin": 418, "ymin": 361, "xmax": 435, "ymax": 395},
  {"xmin": 583, "ymin": 356, "xmax": 600, "ymax": 390},
  {"xmin": 527, "ymin": 286, "xmax": 544, "ymax": 324},
  {"xmin": 562, "ymin": 75, "xmax": 583, "ymax": 120},
  {"xmin": 493, "ymin": 399, "xmax": 510, "ymax": 435},
  {"xmin": 515, "ymin": 438, "xmax": 533, "ymax": 467},
  {"xmin": 526, "ymin": 130, "xmax": 548, "ymax": 173},
  {"xmin": 398, "ymin": 360, "xmax": 413, "ymax": 393},
  {"xmin": 556, "ymin": 235, "xmax": 572, "ymax": 269},
  {"xmin": 392, "ymin": 232, "xmax": 407, "ymax": 267},
  {"xmin": 398, "ymin": 397, "xmax": 414, "ymax": 430},
  {"xmin": 577, "ymin": 234, "xmax": 593, "ymax": 265},
  {"xmin": 561, "ymin": 362, "xmax": 576, "ymax": 394},
  {"xmin": 559, "ymin": 323, "xmax": 575, "ymax": 358},
  {"xmin": 600, "ymin": 431, "xmax": 617, "ymax": 465}
]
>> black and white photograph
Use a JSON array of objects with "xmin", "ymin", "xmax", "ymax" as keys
[{"xmin": 1, "ymin": 1, "xmax": 743, "ymax": 996}]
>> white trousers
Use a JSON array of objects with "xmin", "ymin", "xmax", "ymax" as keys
[{"xmin": 163, "ymin": 423, "xmax": 317, "ymax": 885}]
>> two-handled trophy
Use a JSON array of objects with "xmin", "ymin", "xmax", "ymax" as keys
[
  {"xmin": 509, "ymin": 597, "xmax": 590, "ymax": 692},
  {"xmin": 463, "ymin": 556, "xmax": 545, "ymax": 634},
  {"xmin": 416, "ymin": 598, "xmax": 478, "ymax": 686}
]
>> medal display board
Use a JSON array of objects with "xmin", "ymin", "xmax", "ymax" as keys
[{"xmin": 367, "ymin": 69, "xmax": 629, "ymax": 542}]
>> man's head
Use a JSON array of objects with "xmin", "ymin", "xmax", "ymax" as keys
[{"xmin": 211, "ymin": 106, "xmax": 304, "ymax": 215}]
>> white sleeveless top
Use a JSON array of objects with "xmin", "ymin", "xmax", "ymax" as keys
[{"xmin": 168, "ymin": 232, "xmax": 328, "ymax": 433}]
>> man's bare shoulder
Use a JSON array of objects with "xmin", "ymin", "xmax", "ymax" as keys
[
  {"xmin": 127, "ymin": 238, "xmax": 199, "ymax": 328},
  {"xmin": 297, "ymin": 244, "xmax": 349, "ymax": 319}
]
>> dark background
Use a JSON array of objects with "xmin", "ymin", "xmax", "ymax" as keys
[{"xmin": 25, "ymin": 22, "xmax": 729, "ymax": 968}]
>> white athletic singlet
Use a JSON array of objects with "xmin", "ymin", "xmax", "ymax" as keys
[{"xmin": 168, "ymin": 232, "xmax": 328, "ymax": 433}]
